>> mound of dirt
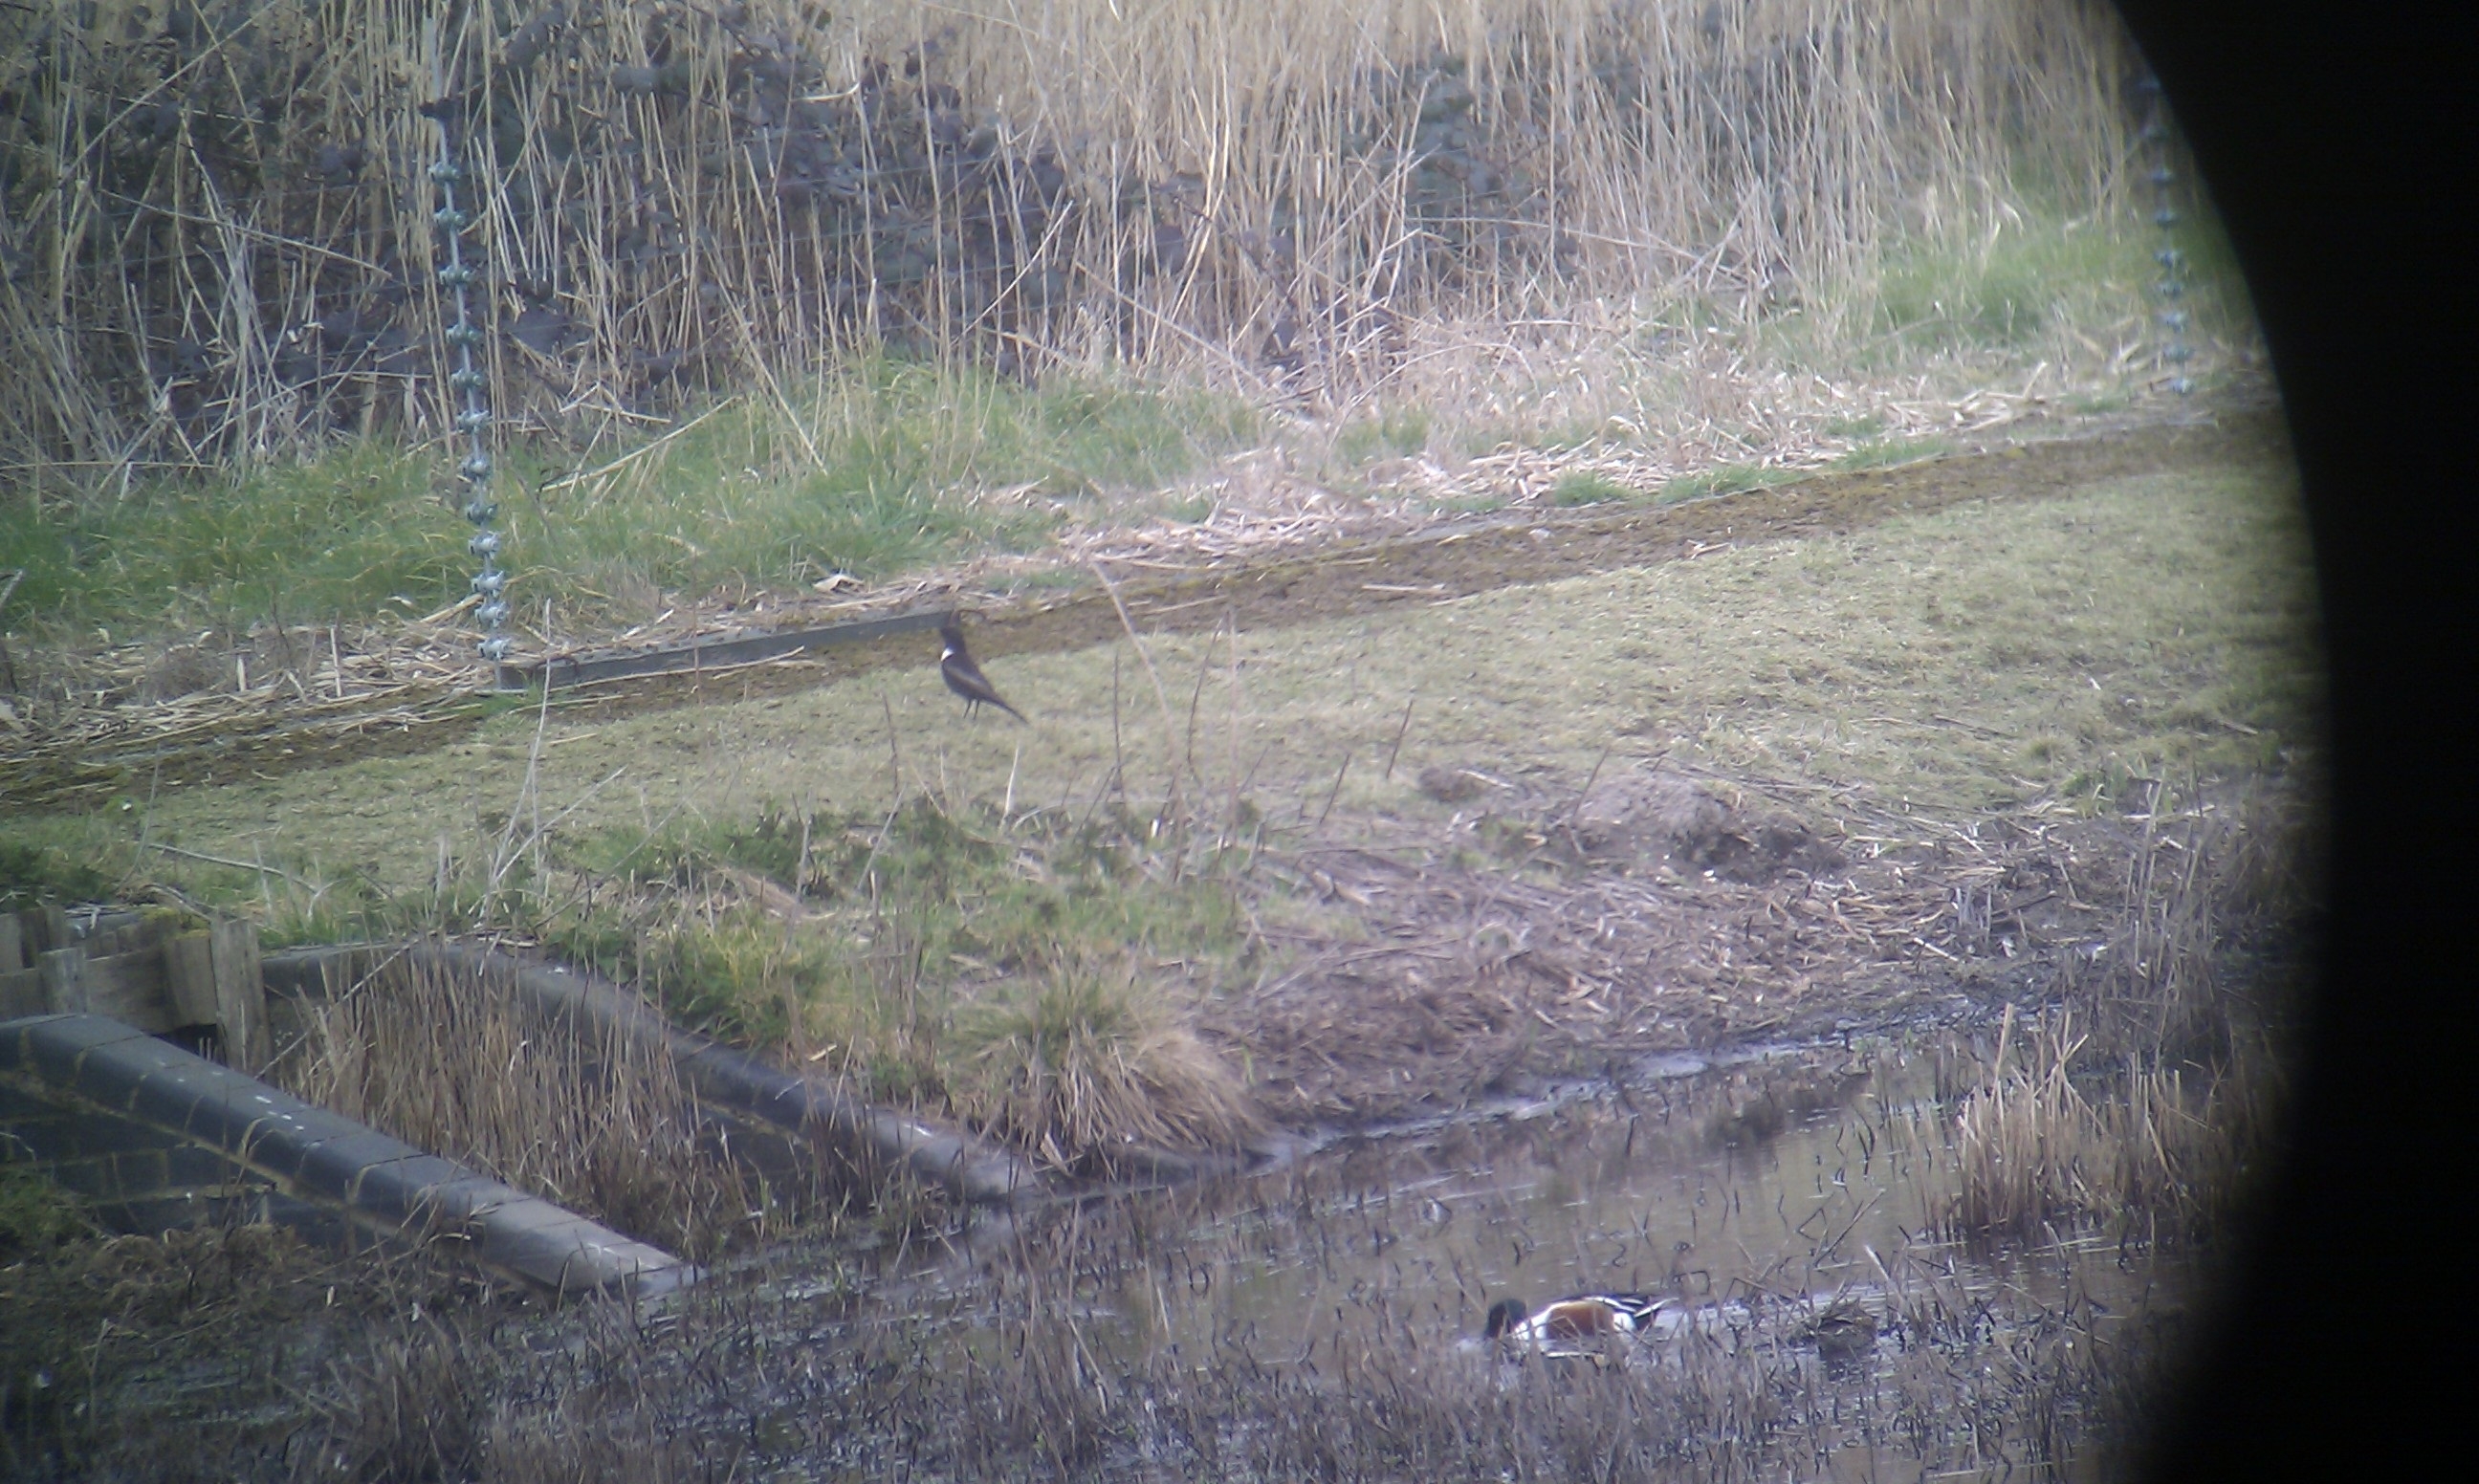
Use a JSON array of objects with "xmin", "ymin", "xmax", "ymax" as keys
[
  {"xmin": 1572, "ymin": 768, "xmax": 1841, "ymax": 884},
  {"xmin": 1415, "ymin": 765, "xmax": 1490, "ymax": 803}
]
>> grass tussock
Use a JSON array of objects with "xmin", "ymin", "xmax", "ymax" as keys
[
  {"xmin": 0, "ymin": 825, "xmax": 126, "ymax": 910},
  {"xmin": 523, "ymin": 795, "xmax": 1269, "ymax": 1168},
  {"xmin": 951, "ymin": 953, "xmax": 1262, "ymax": 1161},
  {"xmin": 0, "ymin": 1161, "xmax": 98, "ymax": 1262}
]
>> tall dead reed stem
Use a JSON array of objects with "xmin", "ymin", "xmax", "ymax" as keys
[
  {"xmin": 1948, "ymin": 787, "xmax": 2302, "ymax": 1243},
  {"xmin": 1, "ymin": 0, "xmax": 2149, "ymax": 485}
]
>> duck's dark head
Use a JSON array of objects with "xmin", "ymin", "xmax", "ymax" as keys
[{"xmin": 1483, "ymin": 1298, "xmax": 1528, "ymax": 1340}]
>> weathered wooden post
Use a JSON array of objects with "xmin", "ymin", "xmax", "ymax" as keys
[
  {"xmin": 38, "ymin": 944, "xmax": 90, "ymax": 1015},
  {"xmin": 209, "ymin": 918, "xmax": 267, "ymax": 1074},
  {"xmin": 164, "ymin": 930, "xmax": 221, "ymax": 1027},
  {"xmin": 0, "ymin": 912, "xmax": 31, "ymax": 1017},
  {"xmin": 2, "ymin": 907, "xmax": 266, "ymax": 1072}
]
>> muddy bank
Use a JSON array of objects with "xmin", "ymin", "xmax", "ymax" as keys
[{"xmin": 1219, "ymin": 762, "xmax": 2295, "ymax": 1124}]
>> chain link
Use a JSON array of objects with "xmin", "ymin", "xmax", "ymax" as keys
[
  {"xmin": 425, "ymin": 135, "xmax": 516, "ymax": 672},
  {"xmin": 2136, "ymin": 75, "xmax": 2195, "ymax": 398}
]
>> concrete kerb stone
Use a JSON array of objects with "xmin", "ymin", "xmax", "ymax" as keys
[
  {"xmin": 398, "ymin": 1170, "xmax": 525, "ymax": 1233},
  {"xmin": 71, "ymin": 1031, "xmax": 197, "ymax": 1113},
  {"xmin": 345, "ymin": 1153, "xmax": 486, "ymax": 1225},
  {"xmin": 0, "ymin": 1014, "xmax": 695, "ymax": 1300},
  {"xmin": 163, "ymin": 1141, "xmax": 248, "ymax": 1189},
  {"xmin": 11, "ymin": 1014, "xmax": 152, "ymax": 1086},
  {"xmin": 224, "ymin": 1100, "xmax": 369, "ymax": 1181},
  {"xmin": 296, "ymin": 1128, "xmax": 424, "ymax": 1195},
  {"xmin": 470, "ymin": 1199, "xmax": 691, "ymax": 1298},
  {"xmin": 39, "ymin": 1110, "xmax": 185, "ymax": 1160}
]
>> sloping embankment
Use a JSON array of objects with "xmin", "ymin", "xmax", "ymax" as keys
[{"xmin": 0, "ymin": 403, "xmax": 2287, "ymax": 811}]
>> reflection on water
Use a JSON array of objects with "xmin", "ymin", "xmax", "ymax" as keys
[{"xmin": 756, "ymin": 1039, "xmax": 2197, "ymax": 1479}]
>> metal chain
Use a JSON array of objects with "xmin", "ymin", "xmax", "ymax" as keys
[
  {"xmin": 426, "ymin": 120, "xmax": 515, "ymax": 674},
  {"xmin": 2136, "ymin": 75, "xmax": 2195, "ymax": 398}
]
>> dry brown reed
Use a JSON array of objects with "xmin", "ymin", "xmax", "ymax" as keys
[
  {"xmin": 268, "ymin": 948, "xmax": 795, "ymax": 1257},
  {"xmin": 1947, "ymin": 786, "xmax": 2301, "ymax": 1243},
  {"xmin": 0, "ymin": 0, "xmax": 2149, "ymax": 487}
]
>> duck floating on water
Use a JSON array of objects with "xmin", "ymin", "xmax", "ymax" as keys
[{"xmin": 1483, "ymin": 1293, "xmax": 1675, "ymax": 1357}]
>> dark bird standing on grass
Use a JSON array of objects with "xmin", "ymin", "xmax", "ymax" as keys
[{"xmin": 939, "ymin": 621, "xmax": 1026, "ymax": 722}]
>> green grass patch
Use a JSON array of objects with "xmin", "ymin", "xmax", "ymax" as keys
[
  {"xmin": 1333, "ymin": 407, "xmax": 1434, "ymax": 466},
  {"xmin": 1656, "ymin": 462, "xmax": 1799, "ymax": 504},
  {"xmin": 1007, "ymin": 566, "xmax": 1093, "ymax": 593},
  {"xmin": 1, "ymin": 356, "xmax": 1254, "ymax": 636},
  {"xmin": 1832, "ymin": 435, "xmax": 1957, "ymax": 470},
  {"xmin": 2064, "ymin": 388, "xmax": 2138, "ymax": 415},
  {"xmin": 0, "ymin": 442, "xmax": 464, "ymax": 639},
  {"xmin": 0, "ymin": 818, "xmax": 133, "ymax": 909},
  {"xmin": 1549, "ymin": 470, "xmax": 1633, "ymax": 507},
  {"xmin": 1862, "ymin": 200, "xmax": 2250, "ymax": 362},
  {"xmin": 1152, "ymin": 491, "xmax": 1216, "ymax": 524},
  {"xmin": 0, "ymin": 1161, "xmax": 97, "ymax": 1262},
  {"xmin": 0, "ymin": 784, "xmax": 1273, "ymax": 1161}
]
